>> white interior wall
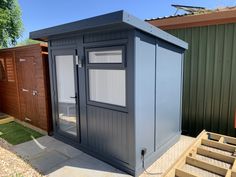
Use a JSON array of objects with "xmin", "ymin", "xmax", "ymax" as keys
[
  {"xmin": 56, "ymin": 55, "xmax": 75, "ymax": 104},
  {"xmin": 89, "ymin": 69, "xmax": 126, "ymax": 106}
]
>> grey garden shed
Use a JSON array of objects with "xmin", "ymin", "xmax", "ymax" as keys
[{"xmin": 30, "ymin": 11, "xmax": 188, "ymax": 176}]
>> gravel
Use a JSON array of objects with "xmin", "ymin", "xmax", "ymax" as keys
[{"xmin": 0, "ymin": 138, "xmax": 44, "ymax": 177}]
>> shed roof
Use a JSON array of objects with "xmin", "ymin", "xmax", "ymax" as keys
[
  {"xmin": 30, "ymin": 10, "xmax": 188, "ymax": 49},
  {"xmin": 0, "ymin": 43, "xmax": 47, "ymax": 52},
  {"xmin": 146, "ymin": 6, "xmax": 236, "ymax": 30}
]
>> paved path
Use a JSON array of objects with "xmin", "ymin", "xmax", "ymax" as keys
[
  {"xmin": 12, "ymin": 136, "xmax": 130, "ymax": 177},
  {"xmin": 12, "ymin": 135, "xmax": 194, "ymax": 177}
]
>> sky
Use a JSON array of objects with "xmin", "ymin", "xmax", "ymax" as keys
[{"xmin": 18, "ymin": 0, "xmax": 236, "ymax": 41}]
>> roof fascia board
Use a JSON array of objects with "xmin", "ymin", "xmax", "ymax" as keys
[
  {"xmin": 30, "ymin": 10, "xmax": 188, "ymax": 49},
  {"xmin": 30, "ymin": 10, "xmax": 124, "ymax": 41}
]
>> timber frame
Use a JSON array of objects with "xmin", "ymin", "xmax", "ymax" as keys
[{"xmin": 164, "ymin": 130, "xmax": 236, "ymax": 177}]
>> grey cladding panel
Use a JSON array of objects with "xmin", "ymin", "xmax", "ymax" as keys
[
  {"xmin": 134, "ymin": 31, "xmax": 155, "ymax": 163},
  {"xmin": 87, "ymin": 105, "xmax": 129, "ymax": 163},
  {"xmin": 155, "ymin": 40, "xmax": 182, "ymax": 148},
  {"xmin": 84, "ymin": 30, "xmax": 128, "ymax": 43},
  {"xmin": 51, "ymin": 38, "xmax": 77, "ymax": 47}
]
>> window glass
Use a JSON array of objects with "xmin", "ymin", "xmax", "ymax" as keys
[
  {"xmin": 89, "ymin": 49, "xmax": 122, "ymax": 63},
  {"xmin": 89, "ymin": 69, "xmax": 126, "ymax": 107},
  {"xmin": 0, "ymin": 59, "xmax": 6, "ymax": 81},
  {"xmin": 55, "ymin": 55, "xmax": 77, "ymax": 136},
  {"xmin": 6, "ymin": 58, "xmax": 15, "ymax": 82}
]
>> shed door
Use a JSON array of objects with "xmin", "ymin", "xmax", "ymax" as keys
[
  {"xmin": 17, "ymin": 56, "xmax": 38, "ymax": 125},
  {"xmin": 52, "ymin": 49, "xmax": 80, "ymax": 139}
]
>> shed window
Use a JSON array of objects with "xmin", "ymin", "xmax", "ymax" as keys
[
  {"xmin": 0, "ymin": 58, "xmax": 6, "ymax": 81},
  {"xmin": 5, "ymin": 58, "xmax": 15, "ymax": 82},
  {"xmin": 86, "ymin": 46, "xmax": 126, "ymax": 108},
  {"xmin": 89, "ymin": 69, "xmax": 126, "ymax": 106},
  {"xmin": 89, "ymin": 49, "xmax": 122, "ymax": 63}
]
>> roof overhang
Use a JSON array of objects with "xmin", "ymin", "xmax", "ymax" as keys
[
  {"xmin": 146, "ymin": 7, "xmax": 236, "ymax": 30},
  {"xmin": 30, "ymin": 11, "xmax": 188, "ymax": 49}
]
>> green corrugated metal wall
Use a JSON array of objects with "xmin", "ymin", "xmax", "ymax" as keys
[{"xmin": 167, "ymin": 23, "xmax": 236, "ymax": 136}]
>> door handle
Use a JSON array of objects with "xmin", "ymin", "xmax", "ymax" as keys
[
  {"xmin": 70, "ymin": 96, "xmax": 77, "ymax": 99},
  {"xmin": 76, "ymin": 55, "xmax": 83, "ymax": 68},
  {"xmin": 22, "ymin": 88, "xmax": 29, "ymax": 92}
]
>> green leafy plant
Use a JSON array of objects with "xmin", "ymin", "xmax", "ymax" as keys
[
  {"xmin": 16, "ymin": 38, "xmax": 42, "ymax": 46},
  {"xmin": 0, "ymin": 0, "xmax": 23, "ymax": 48},
  {"xmin": 11, "ymin": 173, "xmax": 24, "ymax": 177}
]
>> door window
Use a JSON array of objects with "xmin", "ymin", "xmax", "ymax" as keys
[
  {"xmin": 0, "ymin": 58, "xmax": 6, "ymax": 81},
  {"xmin": 0, "ymin": 57, "xmax": 15, "ymax": 82},
  {"xmin": 6, "ymin": 58, "xmax": 15, "ymax": 82},
  {"xmin": 55, "ymin": 55, "xmax": 77, "ymax": 136}
]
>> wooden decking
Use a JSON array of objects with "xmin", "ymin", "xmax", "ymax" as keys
[{"xmin": 163, "ymin": 130, "xmax": 236, "ymax": 177}]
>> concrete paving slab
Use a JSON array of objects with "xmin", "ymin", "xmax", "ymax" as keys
[
  {"xmin": 48, "ymin": 166, "xmax": 130, "ymax": 177},
  {"xmin": 55, "ymin": 144, "xmax": 83, "ymax": 158},
  {"xmin": 12, "ymin": 139, "xmax": 47, "ymax": 159},
  {"xmin": 34, "ymin": 135, "xmax": 56, "ymax": 144},
  {"xmin": 11, "ymin": 135, "xmax": 194, "ymax": 177},
  {"xmin": 47, "ymin": 139, "xmax": 83, "ymax": 158},
  {"xmin": 47, "ymin": 153, "xmax": 130, "ymax": 177},
  {"xmin": 30, "ymin": 150, "xmax": 69, "ymax": 173},
  {"xmin": 13, "ymin": 135, "xmax": 82, "ymax": 160}
]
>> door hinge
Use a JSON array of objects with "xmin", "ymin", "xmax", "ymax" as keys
[
  {"xmin": 19, "ymin": 58, "xmax": 26, "ymax": 62},
  {"xmin": 22, "ymin": 88, "xmax": 29, "ymax": 92},
  {"xmin": 25, "ymin": 117, "xmax": 31, "ymax": 122}
]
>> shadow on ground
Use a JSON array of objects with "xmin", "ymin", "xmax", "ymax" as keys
[{"xmin": 12, "ymin": 136, "xmax": 130, "ymax": 177}]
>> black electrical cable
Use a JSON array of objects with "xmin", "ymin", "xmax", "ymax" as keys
[{"xmin": 141, "ymin": 154, "xmax": 162, "ymax": 176}]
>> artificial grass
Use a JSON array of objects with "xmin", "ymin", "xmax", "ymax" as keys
[{"xmin": 0, "ymin": 122, "xmax": 43, "ymax": 145}]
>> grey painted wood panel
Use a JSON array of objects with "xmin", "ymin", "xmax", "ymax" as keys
[
  {"xmin": 134, "ymin": 31, "xmax": 156, "ymax": 166},
  {"xmin": 84, "ymin": 30, "xmax": 128, "ymax": 43},
  {"xmin": 155, "ymin": 40, "xmax": 183, "ymax": 148},
  {"xmin": 51, "ymin": 38, "xmax": 77, "ymax": 47},
  {"xmin": 87, "ymin": 105, "xmax": 129, "ymax": 163}
]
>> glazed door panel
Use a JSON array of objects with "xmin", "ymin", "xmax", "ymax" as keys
[{"xmin": 52, "ymin": 49, "xmax": 80, "ymax": 139}]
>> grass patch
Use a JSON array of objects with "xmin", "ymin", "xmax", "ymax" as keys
[{"xmin": 0, "ymin": 122, "xmax": 43, "ymax": 145}]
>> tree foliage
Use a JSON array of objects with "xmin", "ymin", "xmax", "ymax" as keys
[
  {"xmin": 16, "ymin": 38, "xmax": 42, "ymax": 46},
  {"xmin": 0, "ymin": 0, "xmax": 23, "ymax": 48}
]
